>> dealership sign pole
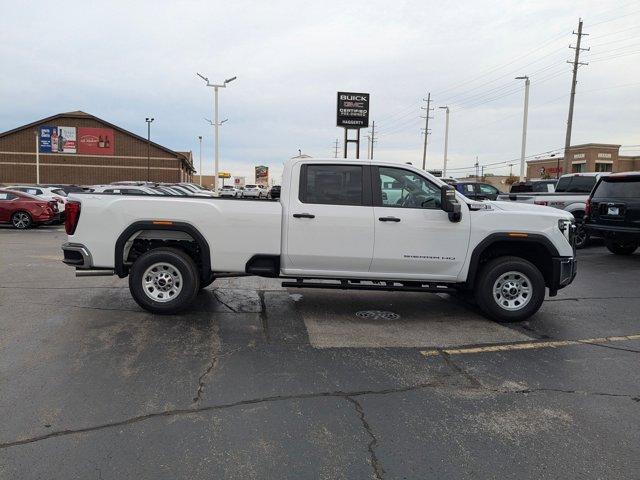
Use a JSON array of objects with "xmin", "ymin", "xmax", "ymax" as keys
[
  {"xmin": 337, "ymin": 92, "xmax": 370, "ymax": 159},
  {"xmin": 35, "ymin": 131, "xmax": 40, "ymax": 184}
]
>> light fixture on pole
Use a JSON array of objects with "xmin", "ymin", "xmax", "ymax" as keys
[
  {"xmin": 516, "ymin": 76, "xmax": 530, "ymax": 181},
  {"xmin": 198, "ymin": 135, "xmax": 203, "ymax": 186},
  {"xmin": 197, "ymin": 73, "xmax": 236, "ymax": 193},
  {"xmin": 145, "ymin": 117, "xmax": 154, "ymax": 182},
  {"xmin": 439, "ymin": 106, "xmax": 450, "ymax": 177}
]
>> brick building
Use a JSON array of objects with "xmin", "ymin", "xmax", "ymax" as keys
[
  {"xmin": 526, "ymin": 143, "xmax": 640, "ymax": 179},
  {"xmin": 0, "ymin": 111, "xmax": 194, "ymax": 185}
]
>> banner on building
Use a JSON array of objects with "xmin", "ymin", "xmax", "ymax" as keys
[
  {"xmin": 57, "ymin": 126, "xmax": 77, "ymax": 153},
  {"xmin": 255, "ymin": 165, "xmax": 269, "ymax": 187},
  {"xmin": 39, "ymin": 126, "xmax": 55, "ymax": 153},
  {"xmin": 77, "ymin": 127, "xmax": 115, "ymax": 155}
]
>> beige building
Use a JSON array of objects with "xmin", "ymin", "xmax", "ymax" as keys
[{"xmin": 526, "ymin": 144, "xmax": 640, "ymax": 179}]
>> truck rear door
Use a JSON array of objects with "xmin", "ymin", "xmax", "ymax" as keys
[{"xmin": 283, "ymin": 163, "xmax": 375, "ymax": 275}]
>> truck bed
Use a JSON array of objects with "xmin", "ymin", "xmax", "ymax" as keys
[{"xmin": 67, "ymin": 193, "xmax": 282, "ymax": 271}]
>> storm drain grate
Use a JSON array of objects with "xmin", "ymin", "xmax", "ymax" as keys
[{"xmin": 355, "ymin": 310, "xmax": 400, "ymax": 320}]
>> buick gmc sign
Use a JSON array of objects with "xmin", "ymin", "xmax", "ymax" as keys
[{"xmin": 337, "ymin": 92, "xmax": 370, "ymax": 128}]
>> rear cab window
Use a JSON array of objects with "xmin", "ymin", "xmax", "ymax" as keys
[
  {"xmin": 299, "ymin": 164, "xmax": 366, "ymax": 206},
  {"xmin": 555, "ymin": 175, "xmax": 597, "ymax": 193}
]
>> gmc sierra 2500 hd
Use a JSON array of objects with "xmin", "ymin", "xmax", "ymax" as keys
[{"xmin": 62, "ymin": 158, "xmax": 577, "ymax": 322}]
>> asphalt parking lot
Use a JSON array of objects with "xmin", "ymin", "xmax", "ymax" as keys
[{"xmin": 1, "ymin": 226, "xmax": 639, "ymax": 479}]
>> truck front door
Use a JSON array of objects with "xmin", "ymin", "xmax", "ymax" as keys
[
  {"xmin": 284, "ymin": 163, "xmax": 375, "ymax": 276},
  {"xmin": 370, "ymin": 166, "xmax": 471, "ymax": 280}
]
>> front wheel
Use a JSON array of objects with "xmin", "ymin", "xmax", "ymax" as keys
[
  {"xmin": 474, "ymin": 256, "xmax": 545, "ymax": 323},
  {"xmin": 128, "ymin": 247, "xmax": 200, "ymax": 314},
  {"xmin": 605, "ymin": 240, "xmax": 638, "ymax": 256}
]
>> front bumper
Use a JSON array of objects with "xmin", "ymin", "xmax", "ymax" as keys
[
  {"xmin": 61, "ymin": 242, "xmax": 93, "ymax": 269},
  {"xmin": 549, "ymin": 256, "xmax": 577, "ymax": 295}
]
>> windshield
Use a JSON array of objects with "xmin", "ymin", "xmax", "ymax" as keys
[
  {"xmin": 52, "ymin": 188, "xmax": 67, "ymax": 196},
  {"xmin": 555, "ymin": 175, "xmax": 597, "ymax": 193},
  {"xmin": 593, "ymin": 177, "xmax": 640, "ymax": 199}
]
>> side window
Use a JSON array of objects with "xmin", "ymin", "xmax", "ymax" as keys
[
  {"xmin": 479, "ymin": 184, "xmax": 497, "ymax": 195},
  {"xmin": 26, "ymin": 188, "xmax": 42, "ymax": 195},
  {"xmin": 301, "ymin": 165, "xmax": 363, "ymax": 206},
  {"xmin": 0, "ymin": 193, "xmax": 17, "ymax": 200},
  {"xmin": 378, "ymin": 167, "xmax": 441, "ymax": 209}
]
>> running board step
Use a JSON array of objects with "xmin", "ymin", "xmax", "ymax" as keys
[{"xmin": 281, "ymin": 279, "xmax": 456, "ymax": 293}]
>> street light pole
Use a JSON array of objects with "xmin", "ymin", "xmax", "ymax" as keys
[
  {"xmin": 198, "ymin": 135, "xmax": 203, "ymax": 186},
  {"xmin": 516, "ymin": 76, "xmax": 530, "ymax": 181},
  {"xmin": 439, "ymin": 106, "xmax": 450, "ymax": 177},
  {"xmin": 145, "ymin": 117, "xmax": 154, "ymax": 182},
  {"xmin": 197, "ymin": 73, "xmax": 236, "ymax": 193}
]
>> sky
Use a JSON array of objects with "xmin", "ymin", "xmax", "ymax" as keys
[{"xmin": 1, "ymin": 0, "xmax": 639, "ymax": 184}]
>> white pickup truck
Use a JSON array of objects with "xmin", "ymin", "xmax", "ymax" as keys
[{"xmin": 62, "ymin": 158, "xmax": 577, "ymax": 322}]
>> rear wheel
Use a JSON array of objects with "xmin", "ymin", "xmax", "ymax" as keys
[
  {"xmin": 605, "ymin": 240, "xmax": 638, "ymax": 256},
  {"xmin": 573, "ymin": 217, "xmax": 590, "ymax": 249},
  {"xmin": 474, "ymin": 256, "xmax": 545, "ymax": 322},
  {"xmin": 129, "ymin": 248, "xmax": 200, "ymax": 314},
  {"xmin": 11, "ymin": 211, "xmax": 32, "ymax": 229}
]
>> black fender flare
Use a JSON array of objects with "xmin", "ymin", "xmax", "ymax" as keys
[
  {"xmin": 465, "ymin": 232, "xmax": 560, "ymax": 288},
  {"xmin": 114, "ymin": 221, "xmax": 211, "ymax": 282}
]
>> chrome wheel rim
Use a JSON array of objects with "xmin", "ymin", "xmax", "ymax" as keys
[
  {"xmin": 13, "ymin": 212, "xmax": 30, "ymax": 229},
  {"xmin": 492, "ymin": 271, "xmax": 532, "ymax": 311},
  {"xmin": 142, "ymin": 262, "xmax": 183, "ymax": 303}
]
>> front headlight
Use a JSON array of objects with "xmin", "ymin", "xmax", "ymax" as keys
[{"xmin": 558, "ymin": 218, "xmax": 575, "ymax": 244}]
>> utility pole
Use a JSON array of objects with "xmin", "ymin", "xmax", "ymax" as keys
[
  {"xmin": 563, "ymin": 18, "xmax": 589, "ymax": 177},
  {"xmin": 421, "ymin": 93, "xmax": 433, "ymax": 170},
  {"xmin": 516, "ymin": 76, "xmax": 530, "ymax": 181},
  {"xmin": 366, "ymin": 135, "xmax": 371, "ymax": 159},
  {"xmin": 370, "ymin": 121, "xmax": 376, "ymax": 159},
  {"xmin": 333, "ymin": 138, "xmax": 339, "ymax": 158},
  {"xmin": 475, "ymin": 156, "xmax": 479, "ymax": 181},
  {"xmin": 197, "ymin": 73, "xmax": 236, "ymax": 192},
  {"xmin": 198, "ymin": 135, "xmax": 203, "ymax": 186},
  {"xmin": 439, "ymin": 106, "xmax": 450, "ymax": 177},
  {"xmin": 145, "ymin": 117, "xmax": 154, "ymax": 182}
]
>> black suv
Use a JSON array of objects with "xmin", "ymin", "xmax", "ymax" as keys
[{"xmin": 585, "ymin": 172, "xmax": 640, "ymax": 255}]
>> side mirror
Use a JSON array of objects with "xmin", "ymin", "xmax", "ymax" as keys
[{"xmin": 441, "ymin": 185, "xmax": 462, "ymax": 222}]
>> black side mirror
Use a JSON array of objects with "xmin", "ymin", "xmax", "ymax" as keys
[{"xmin": 441, "ymin": 185, "xmax": 462, "ymax": 222}]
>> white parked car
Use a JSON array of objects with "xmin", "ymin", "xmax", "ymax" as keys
[
  {"xmin": 219, "ymin": 185, "xmax": 240, "ymax": 197},
  {"xmin": 7, "ymin": 185, "xmax": 67, "ymax": 220},
  {"xmin": 89, "ymin": 185, "xmax": 159, "ymax": 195},
  {"xmin": 62, "ymin": 157, "xmax": 577, "ymax": 322},
  {"xmin": 242, "ymin": 184, "xmax": 266, "ymax": 198}
]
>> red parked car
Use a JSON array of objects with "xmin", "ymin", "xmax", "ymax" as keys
[{"xmin": 0, "ymin": 188, "xmax": 57, "ymax": 229}]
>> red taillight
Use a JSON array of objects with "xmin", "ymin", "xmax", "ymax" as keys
[
  {"xmin": 585, "ymin": 198, "xmax": 591, "ymax": 217},
  {"xmin": 534, "ymin": 200, "xmax": 548, "ymax": 206},
  {"xmin": 65, "ymin": 201, "xmax": 81, "ymax": 235}
]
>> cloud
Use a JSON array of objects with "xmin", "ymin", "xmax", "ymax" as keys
[{"xmin": 0, "ymin": 0, "xmax": 638, "ymax": 181}]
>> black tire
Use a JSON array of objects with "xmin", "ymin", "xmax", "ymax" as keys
[
  {"xmin": 199, "ymin": 273, "xmax": 216, "ymax": 290},
  {"xmin": 11, "ymin": 211, "xmax": 32, "ymax": 229},
  {"xmin": 605, "ymin": 240, "xmax": 638, "ymax": 256},
  {"xmin": 474, "ymin": 256, "xmax": 546, "ymax": 323},
  {"xmin": 128, "ymin": 247, "xmax": 200, "ymax": 314},
  {"xmin": 574, "ymin": 217, "xmax": 590, "ymax": 249}
]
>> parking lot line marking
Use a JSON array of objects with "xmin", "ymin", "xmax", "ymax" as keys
[{"xmin": 420, "ymin": 334, "xmax": 640, "ymax": 357}]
